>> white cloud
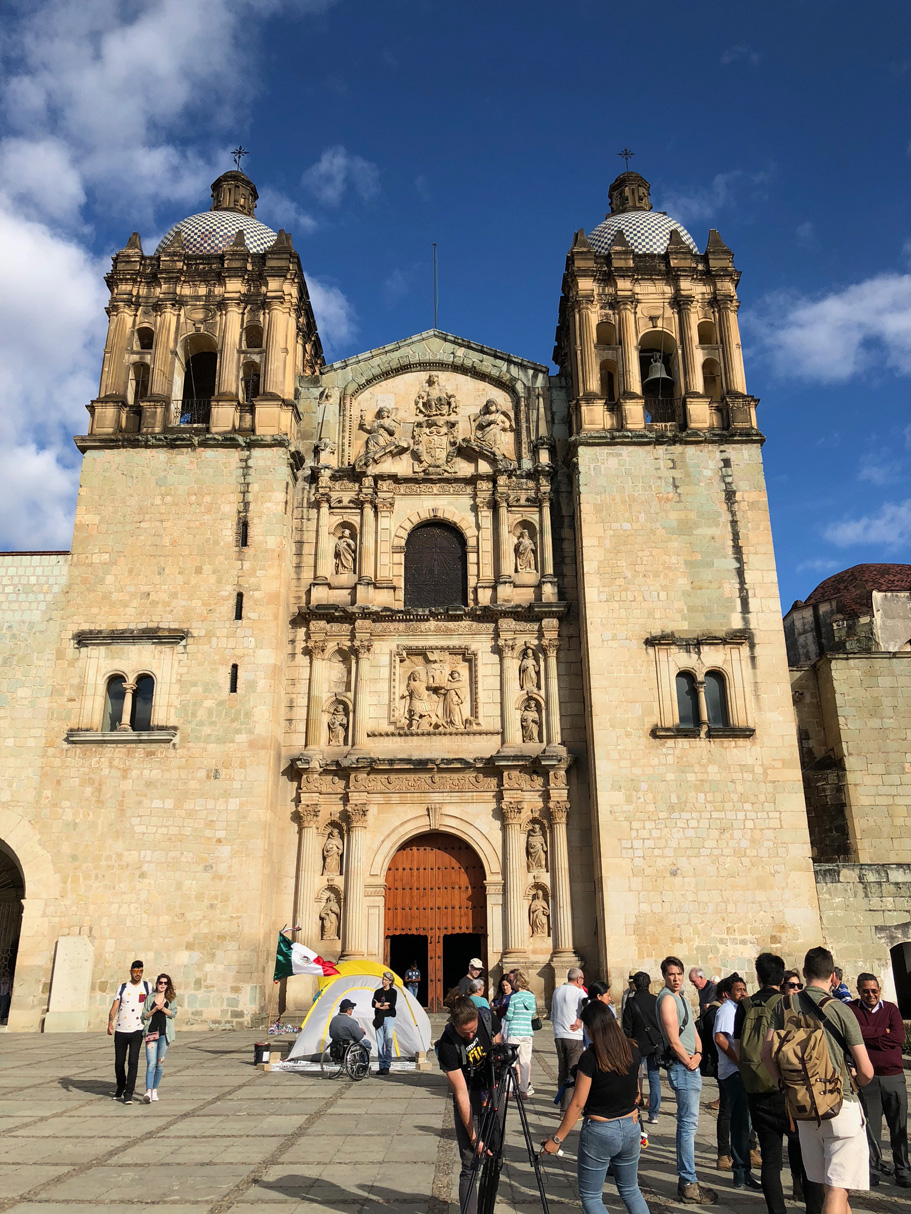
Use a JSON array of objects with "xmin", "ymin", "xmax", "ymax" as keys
[
  {"xmin": 796, "ymin": 558, "xmax": 841, "ymax": 575},
  {"xmin": 721, "ymin": 45, "xmax": 761, "ymax": 66},
  {"xmin": 302, "ymin": 145, "xmax": 380, "ymax": 207},
  {"xmin": 858, "ymin": 452, "xmax": 906, "ymax": 485},
  {"xmin": 795, "ymin": 221, "xmax": 816, "ymax": 247},
  {"xmin": 750, "ymin": 273, "xmax": 911, "ymax": 383},
  {"xmin": 0, "ymin": 137, "xmax": 86, "ymax": 226},
  {"xmin": 307, "ymin": 274, "xmax": 357, "ymax": 358},
  {"xmin": 824, "ymin": 499, "xmax": 911, "ymax": 549},
  {"xmin": 255, "ymin": 186, "xmax": 318, "ymax": 237},
  {"xmin": 656, "ymin": 169, "xmax": 771, "ymax": 226}
]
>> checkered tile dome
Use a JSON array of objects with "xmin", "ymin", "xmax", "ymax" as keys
[
  {"xmin": 156, "ymin": 211, "xmax": 278, "ymax": 255},
  {"xmin": 587, "ymin": 211, "xmax": 698, "ymax": 255}
]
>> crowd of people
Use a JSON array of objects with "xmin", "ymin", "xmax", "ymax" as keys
[{"xmin": 435, "ymin": 948, "xmax": 909, "ymax": 1214}]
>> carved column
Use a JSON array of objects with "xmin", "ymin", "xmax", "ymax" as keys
[
  {"xmin": 263, "ymin": 301, "xmax": 286, "ymax": 397},
  {"xmin": 99, "ymin": 306, "xmax": 132, "ymax": 399},
  {"xmin": 216, "ymin": 303, "xmax": 243, "ymax": 395},
  {"xmin": 537, "ymin": 476, "xmax": 555, "ymax": 579},
  {"xmin": 150, "ymin": 303, "xmax": 178, "ymax": 401},
  {"xmin": 116, "ymin": 681, "xmax": 136, "ymax": 731},
  {"xmin": 578, "ymin": 303, "xmax": 599, "ymax": 396},
  {"xmin": 676, "ymin": 296, "xmax": 702, "ymax": 395},
  {"xmin": 695, "ymin": 678, "xmax": 709, "ymax": 737},
  {"xmin": 313, "ymin": 482, "xmax": 331, "ymax": 581},
  {"xmin": 340, "ymin": 803, "xmax": 369, "ymax": 959},
  {"xmin": 293, "ymin": 803, "xmax": 320, "ymax": 933},
  {"xmin": 375, "ymin": 495, "xmax": 395, "ymax": 584},
  {"xmin": 548, "ymin": 793, "xmax": 577, "ymax": 962},
  {"xmin": 617, "ymin": 300, "xmax": 642, "ymax": 396},
  {"xmin": 501, "ymin": 800, "xmax": 527, "ymax": 961},
  {"xmin": 358, "ymin": 479, "xmax": 376, "ymax": 583},
  {"xmin": 717, "ymin": 298, "xmax": 747, "ymax": 393},
  {"xmin": 496, "ymin": 631, "xmax": 519, "ymax": 747},
  {"xmin": 476, "ymin": 481, "xmax": 495, "ymax": 602},
  {"xmin": 541, "ymin": 632, "xmax": 562, "ymax": 747},
  {"xmin": 495, "ymin": 480, "xmax": 512, "ymax": 583},
  {"xmin": 351, "ymin": 634, "xmax": 373, "ymax": 750},
  {"xmin": 305, "ymin": 631, "xmax": 328, "ymax": 750}
]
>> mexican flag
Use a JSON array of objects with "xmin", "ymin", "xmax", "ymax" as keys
[{"xmin": 273, "ymin": 934, "xmax": 340, "ymax": 981}]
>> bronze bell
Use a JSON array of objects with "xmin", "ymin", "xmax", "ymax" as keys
[{"xmin": 643, "ymin": 352, "xmax": 674, "ymax": 396}]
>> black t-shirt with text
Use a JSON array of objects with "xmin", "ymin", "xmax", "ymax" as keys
[{"xmin": 437, "ymin": 1012, "xmax": 494, "ymax": 1091}]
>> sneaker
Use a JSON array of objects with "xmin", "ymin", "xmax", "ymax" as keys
[
  {"xmin": 734, "ymin": 1175, "xmax": 763, "ymax": 1191},
  {"xmin": 525, "ymin": 1086, "xmax": 535, "ymax": 1096},
  {"xmin": 122, "ymin": 1097, "xmax": 133, "ymax": 1105},
  {"xmin": 647, "ymin": 1115, "xmax": 659, "ymax": 1124},
  {"xmin": 716, "ymin": 1155, "xmax": 733, "ymax": 1172},
  {"xmin": 112, "ymin": 1092, "xmax": 124, "ymax": 1101},
  {"xmin": 150, "ymin": 1090, "xmax": 159, "ymax": 1102},
  {"xmin": 678, "ymin": 1181, "xmax": 718, "ymax": 1205},
  {"xmin": 707, "ymin": 1098, "xmax": 721, "ymax": 1111},
  {"xmin": 142, "ymin": 1091, "xmax": 152, "ymax": 1104}
]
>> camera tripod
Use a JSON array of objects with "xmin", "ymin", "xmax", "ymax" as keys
[{"xmin": 461, "ymin": 1046, "xmax": 557, "ymax": 1214}]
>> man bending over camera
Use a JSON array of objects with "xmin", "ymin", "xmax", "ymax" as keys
[{"xmin": 437, "ymin": 995, "xmax": 501, "ymax": 1214}]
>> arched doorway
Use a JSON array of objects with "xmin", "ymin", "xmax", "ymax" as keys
[
  {"xmin": 384, "ymin": 831, "xmax": 486, "ymax": 1010},
  {"xmin": 0, "ymin": 844, "xmax": 24, "ymax": 1024}
]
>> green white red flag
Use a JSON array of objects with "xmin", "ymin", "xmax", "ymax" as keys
[{"xmin": 273, "ymin": 934, "xmax": 340, "ymax": 981}]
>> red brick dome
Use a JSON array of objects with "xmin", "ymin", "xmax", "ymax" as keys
[{"xmin": 802, "ymin": 563, "xmax": 911, "ymax": 617}]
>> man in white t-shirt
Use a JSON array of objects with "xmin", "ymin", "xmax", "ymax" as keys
[
  {"xmin": 550, "ymin": 966, "xmax": 586, "ymax": 1111},
  {"xmin": 108, "ymin": 960, "xmax": 150, "ymax": 1105},
  {"xmin": 714, "ymin": 974, "xmax": 761, "ymax": 1191}
]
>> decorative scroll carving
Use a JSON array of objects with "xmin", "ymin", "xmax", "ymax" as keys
[
  {"xmin": 318, "ymin": 891, "xmax": 341, "ymax": 940},
  {"xmin": 526, "ymin": 823, "xmax": 548, "ymax": 872},
  {"xmin": 326, "ymin": 701, "xmax": 349, "ymax": 747},
  {"xmin": 412, "ymin": 374, "xmax": 459, "ymax": 474},
  {"xmin": 518, "ymin": 644, "xmax": 540, "ymax": 691},
  {"xmin": 333, "ymin": 525, "xmax": 357, "ymax": 574},
  {"xmin": 321, "ymin": 827, "xmax": 344, "ymax": 875},
  {"xmin": 365, "ymin": 772, "xmax": 497, "ymax": 792},
  {"xmin": 427, "ymin": 803, "xmax": 443, "ymax": 831},
  {"xmin": 521, "ymin": 699, "xmax": 542, "ymax": 742},
  {"xmin": 529, "ymin": 886, "xmax": 551, "ymax": 937},
  {"xmin": 394, "ymin": 648, "xmax": 477, "ymax": 731},
  {"xmin": 514, "ymin": 527, "xmax": 537, "ymax": 573},
  {"xmin": 355, "ymin": 407, "xmax": 409, "ymax": 469}
]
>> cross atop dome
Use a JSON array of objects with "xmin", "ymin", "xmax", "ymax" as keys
[
  {"xmin": 210, "ymin": 169, "xmax": 259, "ymax": 218},
  {"xmin": 608, "ymin": 171, "xmax": 652, "ymax": 215}
]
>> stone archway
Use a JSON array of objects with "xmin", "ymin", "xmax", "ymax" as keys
[
  {"xmin": 0, "ymin": 843, "xmax": 24, "ymax": 1024},
  {"xmin": 384, "ymin": 831, "xmax": 486, "ymax": 1010}
]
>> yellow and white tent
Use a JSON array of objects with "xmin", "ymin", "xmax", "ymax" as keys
[{"xmin": 287, "ymin": 970, "xmax": 432, "ymax": 1062}]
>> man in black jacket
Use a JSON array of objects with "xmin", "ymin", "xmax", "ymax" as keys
[{"xmin": 622, "ymin": 970, "xmax": 662, "ymax": 1123}]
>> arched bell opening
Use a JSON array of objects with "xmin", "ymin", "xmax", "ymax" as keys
[
  {"xmin": 129, "ymin": 362, "xmax": 150, "ymax": 406},
  {"xmin": 176, "ymin": 334, "xmax": 217, "ymax": 425},
  {"xmin": 136, "ymin": 326, "xmax": 155, "ymax": 351},
  {"xmin": 599, "ymin": 358, "xmax": 619, "ymax": 403},
  {"xmin": 702, "ymin": 357, "xmax": 723, "ymax": 402},
  {"xmin": 595, "ymin": 320, "xmax": 617, "ymax": 346},
  {"xmin": 0, "ymin": 842, "xmax": 25, "ymax": 1026},
  {"xmin": 639, "ymin": 331, "xmax": 679, "ymax": 425},
  {"xmin": 697, "ymin": 319, "xmax": 717, "ymax": 345}
]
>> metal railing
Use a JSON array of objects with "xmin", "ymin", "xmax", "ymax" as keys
[
  {"xmin": 644, "ymin": 396, "xmax": 681, "ymax": 426},
  {"xmin": 175, "ymin": 398, "xmax": 211, "ymax": 426}
]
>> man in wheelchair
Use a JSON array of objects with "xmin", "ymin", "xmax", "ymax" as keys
[{"xmin": 329, "ymin": 998, "xmax": 367, "ymax": 1058}]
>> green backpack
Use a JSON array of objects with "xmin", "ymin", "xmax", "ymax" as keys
[{"xmin": 738, "ymin": 991, "xmax": 782, "ymax": 1095}]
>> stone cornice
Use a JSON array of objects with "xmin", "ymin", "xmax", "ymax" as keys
[
  {"xmin": 65, "ymin": 728, "xmax": 178, "ymax": 745},
  {"xmin": 292, "ymin": 602, "xmax": 571, "ymax": 626},
  {"xmin": 567, "ymin": 428, "xmax": 765, "ymax": 450},
  {"xmin": 73, "ymin": 628, "xmax": 189, "ymax": 647},
  {"xmin": 74, "ymin": 433, "xmax": 295, "ymax": 454}
]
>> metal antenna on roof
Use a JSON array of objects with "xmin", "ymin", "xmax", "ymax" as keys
[
  {"xmin": 617, "ymin": 147, "xmax": 635, "ymax": 170},
  {"xmin": 232, "ymin": 145, "xmax": 249, "ymax": 171},
  {"xmin": 433, "ymin": 243, "xmax": 438, "ymax": 329}
]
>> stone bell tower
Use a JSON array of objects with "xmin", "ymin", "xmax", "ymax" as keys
[{"xmin": 554, "ymin": 169, "xmax": 821, "ymax": 980}]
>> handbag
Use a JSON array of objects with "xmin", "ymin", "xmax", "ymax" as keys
[
  {"xmin": 531, "ymin": 1016, "xmax": 543, "ymax": 1032},
  {"xmin": 145, "ymin": 1031, "xmax": 160, "ymax": 1043}
]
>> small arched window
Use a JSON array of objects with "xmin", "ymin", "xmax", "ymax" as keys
[
  {"xmin": 595, "ymin": 321, "xmax": 617, "ymax": 345},
  {"xmin": 704, "ymin": 671, "xmax": 730, "ymax": 727},
  {"xmin": 242, "ymin": 361, "xmax": 260, "ymax": 403},
  {"xmin": 103, "ymin": 676, "xmax": 126, "ymax": 731},
  {"xmin": 702, "ymin": 358, "xmax": 723, "ymax": 402},
  {"xmin": 244, "ymin": 324, "xmax": 263, "ymax": 349},
  {"xmin": 131, "ymin": 675, "xmax": 154, "ymax": 731},
  {"xmin": 675, "ymin": 672, "xmax": 699, "ymax": 729},
  {"xmin": 404, "ymin": 522, "xmax": 468, "ymax": 608},
  {"xmin": 130, "ymin": 363, "xmax": 150, "ymax": 405},
  {"xmin": 697, "ymin": 320, "xmax": 717, "ymax": 345},
  {"xmin": 599, "ymin": 358, "xmax": 618, "ymax": 402},
  {"xmin": 136, "ymin": 326, "xmax": 154, "ymax": 350}
]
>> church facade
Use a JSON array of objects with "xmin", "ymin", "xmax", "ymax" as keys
[{"xmin": 0, "ymin": 168, "xmax": 903, "ymax": 1030}]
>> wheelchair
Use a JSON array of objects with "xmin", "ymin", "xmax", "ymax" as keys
[{"xmin": 319, "ymin": 1037, "xmax": 371, "ymax": 1081}]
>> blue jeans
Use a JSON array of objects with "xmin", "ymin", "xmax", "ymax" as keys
[
  {"xmin": 406, "ymin": 983, "xmax": 419, "ymax": 998},
  {"xmin": 721, "ymin": 1071, "xmax": 753, "ymax": 1179},
  {"xmin": 577, "ymin": 1115, "xmax": 650, "ymax": 1214},
  {"xmin": 144, "ymin": 1034, "xmax": 168, "ymax": 1090},
  {"xmin": 640, "ymin": 1053, "xmax": 661, "ymax": 1119},
  {"xmin": 668, "ymin": 1061, "xmax": 703, "ymax": 1184},
  {"xmin": 376, "ymin": 1018, "xmax": 394, "ymax": 1070}
]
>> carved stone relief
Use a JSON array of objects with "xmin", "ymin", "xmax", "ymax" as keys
[
  {"xmin": 412, "ymin": 375, "xmax": 459, "ymax": 474},
  {"xmin": 467, "ymin": 399, "xmax": 516, "ymax": 467},
  {"xmin": 521, "ymin": 698, "xmax": 542, "ymax": 743},
  {"xmin": 318, "ymin": 890, "xmax": 341, "ymax": 940},
  {"xmin": 321, "ymin": 826, "xmax": 344, "ymax": 876},
  {"xmin": 326, "ymin": 701, "xmax": 349, "ymax": 747},
  {"xmin": 384, "ymin": 648, "xmax": 480, "ymax": 734},
  {"xmin": 514, "ymin": 525, "xmax": 538, "ymax": 573},
  {"xmin": 355, "ymin": 407, "xmax": 409, "ymax": 469},
  {"xmin": 333, "ymin": 525, "xmax": 357, "ymax": 575},
  {"xmin": 528, "ymin": 886, "xmax": 551, "ymax": 937},
  {"xmin": 526, "ymin": 822, "xmax": 548, "ymax": 872},
  {"xmin": 518, "ymin": 645, "xmax": 540, "ymax": 692}
]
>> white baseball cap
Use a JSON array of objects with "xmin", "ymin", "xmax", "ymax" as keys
[{"xmin": 469, "ymin": 958, "xmax": 484, "ymax": 970}]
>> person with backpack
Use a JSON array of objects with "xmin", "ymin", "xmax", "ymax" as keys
[
  {"xmin": 734, "ymin": 952, "xmax": 823, "ymax": 1214},
  {"xmin": 107, "ymin": 959, "xmax": 150, "ymax": 1105},
  {"xmin": 761, "ymin": 946, "xmax": 874, "ymax": 1213},
  {"xmin": 622, "ymin": 971, "xmax": 662, "ymax": 1124},
  {"xmin": 436, "ymin": 995, "xmax": 500, "ymax": 1214}
]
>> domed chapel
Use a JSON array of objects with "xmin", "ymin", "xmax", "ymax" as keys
[{"xmin": 1, "ymin": 167, "xmax": 909, "ymax": 1029}]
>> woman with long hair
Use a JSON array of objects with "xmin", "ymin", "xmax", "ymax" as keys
[
  {"xmin": 502, "ymin": 969, "xmax": 538, "ymax": 1097},
  {"xmin": 541, "ymin": 1000, "xmax": 649, "ymax": 1214},
  {"xmin": 491, "ymin": 975, "xmax": 513, "ymax": 1029},
  {"xmin": 141, "ymin": 973, "xmax": 177, "ymax": 1103}
]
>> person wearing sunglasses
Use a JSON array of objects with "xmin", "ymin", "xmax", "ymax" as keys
[
  {"xmin": 141, "ymin": 973, "xmax": 178, "ymax": 1103},
  {"xmin": 781, "ymin": 971, "xmax": 803, "ymax": 994}
]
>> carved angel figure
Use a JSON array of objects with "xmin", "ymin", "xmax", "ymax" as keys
[
  {"xmin": 518, "ymin": 644, "xmax": 539, "ymax": 691},
  {"xmin": 521, "ymin": 699, "xmax": 541, "ymax": 743},
  {"xmin": 514, "ymin": 527, "xmax": 537, "ymax": 573},
  {"xmin": 334, "ymin": 528, "xmax": 356, "ymax": 575},
  {"xmin": 401, "ymin": 667, "xmax": 435, "ymax": 731},
  {"xmin": 439, "ymin": 669, "xmax": 465, "ymax": 729},
  {"xmin": 321, "ymin": 827, "xmax": 343, "ymax": 876},
  {"xmin": 355, "ymin": 406, "xmax": 408, "ymax": 469},
  {"xmin": 529, "ymin": 890, "xmax": 550, "ymax": 937},
  {"xmin": 526, "ymin": 823, "xmax": 547, "ymax": 872},
  {"xmin": 327, "ymin": 702, "xmax": 348, "ymax": 746},
  {"xmin": 415, "ymin": 373, "xmax": 456, "ymax": 417},
  {"xmin": 473, "ymin": 398, "xmax": 514, "ymax": 457},
  {"xmin": 319, "ymin": 893, "xmax": 340, "ymax": 940}
]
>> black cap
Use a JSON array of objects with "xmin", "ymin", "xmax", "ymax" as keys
[
  {"xmin": 131, "ymin": 960, "xmax": 144, "ymax": 969},
  {"xmin": 339, "ymin": 998, "xmax": 356, "ymax": 1012}
]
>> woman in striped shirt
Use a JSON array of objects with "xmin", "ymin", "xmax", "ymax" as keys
[{"xmin": 503, "ymin": 969, "xmax": 538, "ymax": 1097}]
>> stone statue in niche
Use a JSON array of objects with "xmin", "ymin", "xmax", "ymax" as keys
[
  {"xmin": 334, "ymin": 526, "xmax": 356, "ymax": 574},
  {"xmin": 526, "ymin": 823, "xmax": 547, "ymax": 872},
  {"xmin": 471, "ymin": 399, "xmax": 515, "ymax": 461},
  {"xmin": 529, "ymin": 888, "xmax": 551, "ymax": 937},
  {"xmin": 521, "ymin": 699, "xmax": 541, "ymax": 743},
  {"xmin": 321, "ymin": 827, "xmax": 343, "ymax": 876},
  {"xmin": 514, "ymin": 527, "xmax": 537, "ymax": 573},
  {"xmin": 439, "ymin": 669, "xmax": 465, "ymax": 729},
  {"xmin": 355, "ymin": 406, "xmax": 409, "ymax": 470},
  {"xmin": 412, "ymin": 374, "xmax": 459, "ymax": 474},
  {"xmin": 319, "ymin": 892, "xmax": 340, "ymax": 940},
  {"xmin": 518, "ymin": 644, "xmax": 540, "ymax": 692},
  {"xmin": 327, "ymin": 702, "xmax": 348, "ymax": 746}
]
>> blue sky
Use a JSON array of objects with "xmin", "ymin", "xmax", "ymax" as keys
[{"xmin": 1, "ymin": 0, "xmax": 909, "ymax": 610}]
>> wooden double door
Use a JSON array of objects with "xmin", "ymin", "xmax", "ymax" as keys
[{"xmin": 384, "ymin": 831, "xmax": 486, "ymax": 1010}]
